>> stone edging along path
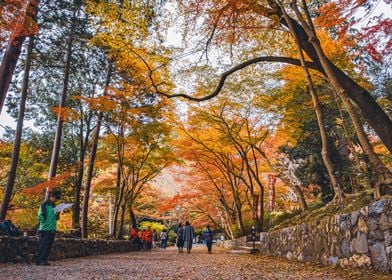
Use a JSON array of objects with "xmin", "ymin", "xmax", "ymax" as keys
[
  {"xmin": 0, "ymin": 236, "xmax": 139, "ymax": 263},
  {"xmin": 219, "ymin": 199, "xmax": 392, "ymax": 274}
]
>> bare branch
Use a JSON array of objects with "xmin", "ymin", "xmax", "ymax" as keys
[{"xmin": 159, "ymin": 56, "xmax": 319, "ymax": 101}]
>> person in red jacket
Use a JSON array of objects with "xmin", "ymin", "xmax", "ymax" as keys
[
  {"xmin": 130, "ymin": 227, "xmax": 138, "ymax": 240},
  {"xmin": 130, "ymin": 227, "xmax": 142, "ymax": 250},
  {"xmin": 140, "ymin": 229, "xmax": 147, "ymax": 250},
  {"xmin": 144, "ymin": 226, "xmax": 153, "ymax": 251}
]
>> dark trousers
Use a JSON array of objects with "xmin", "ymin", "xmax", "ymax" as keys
[
  {"xmin": 206, "ymin": 240, "xmax": 212, "ymax": 252},
  {"xmin": 134, "ymin": 237, "xmax": 143, "ymax": 250},
  {"xmin": 161, "ymin": 239, "xmax": 167, "ymax": 249},
  {"xmin": 146, "ymin": 241, "xmax": 152, "ymax": 250},
  {"xmin": 36, "ymin": 231, "xmax": 55, "ymax": 264}
]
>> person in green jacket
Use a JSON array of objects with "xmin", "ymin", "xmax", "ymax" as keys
[{"xmin": 35, "ymin": 190, "xmax": 61, "ymax": 266}]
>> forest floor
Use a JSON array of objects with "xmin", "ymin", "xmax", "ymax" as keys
[{"xmin": 0, "ymin": 245, "xmax": 390, "ymax": 280}]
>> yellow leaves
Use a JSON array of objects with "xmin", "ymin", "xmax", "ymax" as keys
[
  {"xmin": 92, "ymin": 167, "xmax": 118, "ymax": 193},
  {"xmin": 74, "ymin": 94, "xmax": 116, "ymax": 112},
  {"xmin": 87, "ymin": 0, "xmax": 173, "ymax": 98},
  {"xmin": 86, "ymin": 0, "xmax": 149, "ymax": 37},
  {"xmin": 317, "ymin": 30, "xmax": 356, "ymax": 73},
  {"xmin": 273, "ymin": 29, "xmax": 358, "ymax": 142},
  {"xmin": 51, "ymin": 106, "xmax": 80, "ymax": 122}
]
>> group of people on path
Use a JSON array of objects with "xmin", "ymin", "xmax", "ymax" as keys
[
  {"xmin": 130, "ymin": 221, "xmax": 214, "ymax": 254},
  {"xmin": 176, "ymin": 221, "xmax": 214, "ymax": 254},
  {"xmin": 130, "ymin": 226, "xmax": 168, "ymax": 251},
  {"xmin": 34, "ymin": 191, "xmax": 215, "ymax": 266}
]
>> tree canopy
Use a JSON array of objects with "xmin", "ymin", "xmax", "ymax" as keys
[{"xmin": 0, "ymin": 0, "xmax": 390, "ymax": 238}]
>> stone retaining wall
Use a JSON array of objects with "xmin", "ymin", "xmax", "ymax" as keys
[
  {"xmin": 259, "ymin": 200, "xmax": 392, "ymax": 273},
  {"xmin": 219, "ymin": 199, "xmax": 392, "ymax": 273},
  {"xmin": 0, "ymin": 236, "xmax": 139, "ymax": 263},
  {"xmin": 217, "ymin": 238, "xmax": 247, "ymax": 249}
]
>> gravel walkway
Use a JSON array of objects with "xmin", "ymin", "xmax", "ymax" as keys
[{"xmin": 0, "ymin": 245, "xmax": 389, "ymax": 280}]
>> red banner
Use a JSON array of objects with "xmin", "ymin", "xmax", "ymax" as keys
[
  {"xmin": 253, "ymin": 194, "xmax": 259, "ymax": 220},
  {"xmin": 268, "ymin": 174, "xmax": 276, "ymax": 211}
]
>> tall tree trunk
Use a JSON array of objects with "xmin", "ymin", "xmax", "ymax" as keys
[
  {"xmin": 129, "ymin": 205, "xmax": 137, "ymax": 229},
  {"xmin": 271, "ymin": 3, "xmax": 392, "ymax": 152},
  {"xmin": 112, "ymin": 167, "xmax": 124, "ymax": 237},
  {"xmin": 116, "ymin": 201, "xmax": 127, "ymax": 239},
  {"xmin": 332, "ymin": 90, "xmax": 372, "ymax": 190},
  {"xmin": 292, "ymin": 184, "xmax": 307, "ymax": 211},
  {"xmin": 47, "ymin": 9, "xmax": 77, "ymax": 193},
  {"xmin": 0, "ymin": 0, "xmax": 38, "ymax": 115},
  {"xmin": 279, "ymin": 1, "xmax": 344, "ymax": 204},
  {"xmin": 112, "ymin": 122, "xmax": 126, "ymax": 237},
  {"xmin": 0, "ymin": 36, "xmax": 34, "ymax": 220},
  {"xmin": 289, "ymin": 1, "xmax": 392, "ymax": 197},
  {"xmin": 220, "ymin": 214, "xmax": 230, "ymax": 239},
  {"xmin": 236, "ymin": 210, "xmax": 245, "ymax": 236},
  {"xmin": 81, "ymin": 65, "xmax": 111, "ymax": 238},
  {"xmin": 233, "ymin": 194, "xmax": 245, "ymax": 236},
  {"xmin": 73, "ymin": 105, "xmax": 93, "ymax": 230},
  {"xmin": 222, "ymin": 211, "xmax": 235, "ymax": 240},
  {"xmin": 72, "ymin": 137, "xmax": 88, "ymax": 230},
  {"xmin": 310, "ymin": 87, "xmax": 343, "ymax": 204}
]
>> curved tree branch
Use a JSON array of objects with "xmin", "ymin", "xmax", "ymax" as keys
[{"xmin": 159, "ymin": 56, "xmax": 319, "ymax": 101}]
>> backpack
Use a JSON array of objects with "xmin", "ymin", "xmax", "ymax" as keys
[
  {"xmin": 0, "ymin": 220, "xmax": 20, "ymax": 237},
  {"xmin": 204, "ymin": 229, "xmax": 213, "ymax": 241}
]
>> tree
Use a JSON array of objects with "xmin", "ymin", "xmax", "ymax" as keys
[
  {"xmin": 279, "ymin": 2, "xmax": 343, "ymax": 204},
  {"xmin": 47, "ymin": 0, "xmax": 81, "ymax": 184},
  {"xmin": 0, "ymin": 0, "xmax": 38, "ymax": 115},
  {"xmin": 163, "ymin": 0, "xmax": 392, "ymax": 153},
  {"xmin": 0, "ymin": 35, "xmax": 34, "ymax": 219},
  {"xmin": 81, "ymin": 64, "xmax": 112, "ymax": 238}
]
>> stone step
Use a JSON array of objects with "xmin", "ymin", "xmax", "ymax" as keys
[
  {"xmin": 237, "ymin": 245, "xmax": 260, "ymax": 254},
  {"xmin": 245, "ymin": 241, "xmax": 261, "ymax": 246},
  {"xmin": 227, "ymin": 249, "xmax": 251, "ymax": 254}
]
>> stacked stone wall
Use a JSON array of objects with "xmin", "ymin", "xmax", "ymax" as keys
[
  {"xmin": 0, "ymin": 237, "xmax": 139, "ymax": 263},
  {"xmin": 255, "ymin": 199, "xmax": 392, "ymax": 273},
  {"xmin": 217, "ymin": 237, "xmax": 247, "ymax": 249}
]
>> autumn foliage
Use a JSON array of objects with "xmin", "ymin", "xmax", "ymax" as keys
[{"xmin": 0, "ymin": 0, "xmax": 390, "ymax": 239}]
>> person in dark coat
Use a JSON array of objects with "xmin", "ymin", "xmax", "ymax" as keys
[
  {"xmin": 203, "ymin": 225, "xmax": 214, "ymax": 253},
  {"xmin": 183, "ymin": 221, "xmax": 194, "ymax": 253},
  {"xmin": 176, "ymin": 223, "xmax": 184, "ymax": 253}
]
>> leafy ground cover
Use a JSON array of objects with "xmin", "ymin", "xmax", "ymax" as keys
[{"xmin": 0, "ymin": 245, "xmax": 389, "ymax": 279}]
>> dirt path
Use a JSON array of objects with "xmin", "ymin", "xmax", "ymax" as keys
[{"xmin": 0, "ymin": 245, "xmax": 389, "ymax": 280}]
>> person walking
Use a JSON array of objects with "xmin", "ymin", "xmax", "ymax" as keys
[
  {"xmin": 152, "ymin": 229, "xmax": 158, "ymax": 250},
  {"xmin": 145, "ymin": 226, "xmax": 153, "ymax": 251},
  {"xmin": 35, "ymin": 190, "xmax": 61, "ymax": 266},
  {"xmin": 203, "ymin": 225, "xmax": 214, "ymax": 253},
  {"xmin": 176, "ymin": 223, "xmax": 184, "ymax": 253},
  {"xmin": 183, "ymin": 221, "xmax": 194, "ymax": 253},
  {"xmin": 130, "ymin": 227, "xmax": 142, "ymax": 250},
  {"xmin": 140, "ymin": 229, "xmax": 147, "ymax": 250},
  {"xmin": 130, "ymin": 227, "xmax": 138, "ymax": 241},
  {"xmin": 160, "ymin": 228, "xmax": 168, "ymax": 250}
]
